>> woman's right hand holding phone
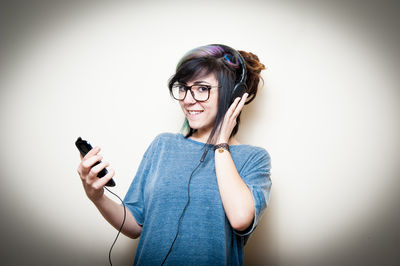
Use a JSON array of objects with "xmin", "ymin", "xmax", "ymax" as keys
[
  {"xmin": 76, "ymin": 146, "xmax": 142, "ymax": 238},
  {"xmin": 77, "ymin": 146, "xmax": 115, "ymax": 203}
]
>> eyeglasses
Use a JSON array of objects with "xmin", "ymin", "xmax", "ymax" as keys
[{"xmin": 171, "ymin": 83, "xmax": 219, "ymax": 102}]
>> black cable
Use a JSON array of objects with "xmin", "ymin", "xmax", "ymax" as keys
[
  {"xmin": 161, "ymin": 147, "xmax": 209, "ymax": 265},
  {"xmin": 104, "ymin": 187, "xmax": 127, "ymax": 266}
]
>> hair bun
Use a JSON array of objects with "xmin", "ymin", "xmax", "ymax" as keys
[{"xmin": 238, "ymin": 50, "xmax": 266, "ymax": 104}]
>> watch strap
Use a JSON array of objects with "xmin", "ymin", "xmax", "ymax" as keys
[{"xmin": 213, "ymin": 143, "xmax": 230, "ymax": 153}]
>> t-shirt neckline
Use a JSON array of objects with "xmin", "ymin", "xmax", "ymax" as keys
[{"xmin": 179, "ymin": 133, "xmax": 245, "ymax": 148}]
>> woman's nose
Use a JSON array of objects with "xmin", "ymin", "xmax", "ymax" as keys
[{"xmin": 183, "ymin": 89, "xmax": 197, "ymax": 104}]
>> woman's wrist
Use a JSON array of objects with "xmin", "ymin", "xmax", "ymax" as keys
[
  {"xmin": 214, "ymin": 143, "xmax": 230, "ymax": 153},
  {"xmin": 91, "ymin": 192, "xmax": 107, "ymax": 207}
]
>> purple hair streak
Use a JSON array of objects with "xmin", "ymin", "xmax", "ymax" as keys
[{"xmin": 176, "ymin": 44, "xmax": 240, "ymax": 71}]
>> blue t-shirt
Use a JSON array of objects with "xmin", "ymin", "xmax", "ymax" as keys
[{"xmin": 123, "ymin": 133, "xmax": 272, "ymax": 265}]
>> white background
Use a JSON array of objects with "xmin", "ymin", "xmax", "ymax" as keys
[{"xmin": 0, "ymin": 0, "xmax": 399, "ymax": 265}]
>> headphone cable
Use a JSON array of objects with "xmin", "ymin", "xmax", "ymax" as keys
[
  {"xmin": 104, "ymin": 186, "xmax": 127, "ymax": 266},
  {"xmin": 161, "ymin": 147, "xmax": 209, "ymax": 265}
]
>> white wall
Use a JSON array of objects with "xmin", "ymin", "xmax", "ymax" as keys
[{"xmin": 0, "ymin": 0, "xmax": 399, "ymax": 265}]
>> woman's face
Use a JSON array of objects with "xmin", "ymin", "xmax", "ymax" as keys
[{"xmin": 179, "ymin": 73, "xmax": 219, "ymax": 135}]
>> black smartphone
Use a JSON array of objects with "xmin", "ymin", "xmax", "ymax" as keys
[{"xmin": 75, "ymin": 137, "xmax": 116, "ymax": 187}]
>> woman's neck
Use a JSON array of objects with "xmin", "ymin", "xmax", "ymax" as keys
[{"xmin": 190, "ymin": 129, "xmax": 211, "ymax": 143}]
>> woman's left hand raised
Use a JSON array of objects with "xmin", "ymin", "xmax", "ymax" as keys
[{"xmin": 217, "ymin": 93, "xmax": 249, "ymax": 144}]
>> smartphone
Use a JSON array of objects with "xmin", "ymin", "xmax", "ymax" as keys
[{"xmin": 75, "ymin": 137, "xmax": 116, "ymax": 187}]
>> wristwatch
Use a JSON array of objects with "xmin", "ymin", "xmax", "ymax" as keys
[{"xmin": 213, "ymin": 143, "xmax": 230, "ymax": 153}]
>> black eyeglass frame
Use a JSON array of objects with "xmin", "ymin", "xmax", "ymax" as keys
[{"xmin": 171, "ymin": 83, "xmax": 221, "ymax": 102}]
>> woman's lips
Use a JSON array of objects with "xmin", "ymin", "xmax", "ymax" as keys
[{"xmin": 187, "ymin": 110, "xmax": 204, "ymax": 117}]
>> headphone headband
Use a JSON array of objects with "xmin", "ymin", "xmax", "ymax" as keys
[
  {"xmin": 212, "ymin": 44, "xmax": 247, "ymax": 85},
  {"xmin": 211, "ymin": 44, "xmax": 248, "ymax": 100}
]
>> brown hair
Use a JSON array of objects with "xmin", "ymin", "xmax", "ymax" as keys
[{"xmin": 239, "ymin": 50, "xmax": 266, "ymax": 104}]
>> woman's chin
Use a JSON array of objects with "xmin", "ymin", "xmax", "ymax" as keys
[
  {"xmin": 188, "ymin": 123, "xmax": 201, "ymax": 130},
  {"xmin": 186, "ymin": 117, "xmax": 214, "ymax": 134}
]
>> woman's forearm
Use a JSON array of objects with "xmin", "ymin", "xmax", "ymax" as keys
[
  {"xmin": 93, "ymin": 194, "xmax": 142, "ymax": 239},
  {"xmin": 214, "ymin": 149, "xmax": 255, "ymax": 231}
]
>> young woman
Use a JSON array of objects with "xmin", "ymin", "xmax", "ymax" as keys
[{"xmin": 77, "ymin": 44, "xmax": 272, "ymax": 265}]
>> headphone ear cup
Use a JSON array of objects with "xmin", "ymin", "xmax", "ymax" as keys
[{"xmin": 231, "ymin": 83, "xmax": 248, "ymax": 102}]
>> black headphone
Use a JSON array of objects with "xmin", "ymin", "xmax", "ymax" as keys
[{"xmin": 213, "ymin": 44, "xmax": 248, "ymax": 101}]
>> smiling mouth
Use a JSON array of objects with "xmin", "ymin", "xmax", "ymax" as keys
[{"xmin": 187, "ymin": 110, "xmax": 204, "ymax": 115}]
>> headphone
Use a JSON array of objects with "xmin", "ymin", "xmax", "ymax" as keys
[{"xmin": 212, "ymin": 44, "xmax": 248, "ymax": 101}]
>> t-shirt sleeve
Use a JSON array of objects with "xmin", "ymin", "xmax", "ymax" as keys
[
  {"xmin": 123, "ymin": 136, "xmax": 160, "ymax": 226},
  {"xmin": 235, "ymin": 148, "xmax": 272, "ymax": 237}
]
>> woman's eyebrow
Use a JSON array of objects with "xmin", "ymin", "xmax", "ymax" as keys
[{"xmin": 192, "ymin": 80, "xmax": 211, "ymax": 85}]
